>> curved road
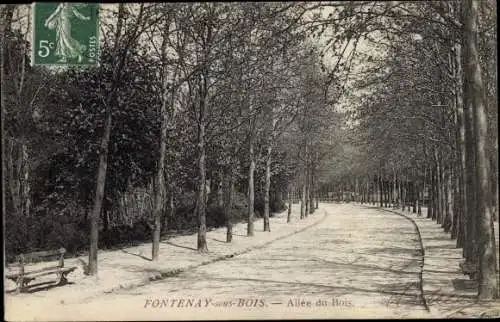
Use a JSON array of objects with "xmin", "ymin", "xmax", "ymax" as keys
[{"xmin": 9, "ymin": 204, "xmax": 432, "ymax": 319}]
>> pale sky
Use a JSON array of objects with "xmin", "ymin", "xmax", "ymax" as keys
[{"xmin": 12, "ymin": 2, "xmax": 386, "ymax": 112}]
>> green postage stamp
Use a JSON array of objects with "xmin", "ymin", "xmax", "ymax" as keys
[{"xmin": 32, "ymin": 3, "xmax": 99, "ymax": 65}]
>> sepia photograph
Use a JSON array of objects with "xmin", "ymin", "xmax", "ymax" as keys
[{"xmin": 2, "ymin": 1, "xmax": 499, "ymax": 320}]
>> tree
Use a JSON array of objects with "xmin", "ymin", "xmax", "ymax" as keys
[
  {"xmin": 463, "ymin": 0, "xmax": 498, "ymax": 300},
  {"xmin": 88, "ymin": 3, "xmax": 150, "ymax": 275}
]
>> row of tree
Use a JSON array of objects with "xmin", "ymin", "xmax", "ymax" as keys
[
  {"xmin": 325, "ymin": 0, "xmax": 498, "ymax": 300},
  {"xmin": 2, "ymin": 1, "xmax": 497, "ymax": 300},
  {"xmin": 1, "ymin": 3, "xmax": 343, "ymax": 276}
]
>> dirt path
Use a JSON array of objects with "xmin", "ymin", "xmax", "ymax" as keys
[
  {"xmin": 6, "ymin": 204, "xmax": 436, "ymax": 320},
  {"xmin": 366, "ymin": 205, "xmax": 500, "ymax": 318}
]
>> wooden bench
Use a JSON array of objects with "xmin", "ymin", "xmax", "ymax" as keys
[{"xmin": 5, "ymin": 248, "xmax": 77, "ymax": 293}]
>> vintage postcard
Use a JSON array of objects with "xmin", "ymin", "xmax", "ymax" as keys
[{"xmin": 2, "ymin": 1, "xmax": 499, "ymax": 320}]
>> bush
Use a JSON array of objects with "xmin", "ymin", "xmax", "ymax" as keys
[
  {"xmin": 254, "ymin": 193, "xmax": 286, "ymax": 218},
  {"xmin": 4, "ymin": 190, "xmax": 264, "ymax": 262},
  {"xmin": 270, "ymin": 197, "xmax": 286, "ymax": 214},
  {"xmin": 206, "ymin": 204, "xmax": 226, "ymax": 228}
]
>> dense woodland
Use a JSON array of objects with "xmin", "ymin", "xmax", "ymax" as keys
[{"xmin": 1, "ymin": 1, "xmax": 498, "ymax": 299}]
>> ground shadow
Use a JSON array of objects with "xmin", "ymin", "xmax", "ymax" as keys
[
  {"xmin": 374, "ymin": 280, "xmax": 424, "ymax": 308},
  {"xmin": 162, "ymin": 241, "xmax": 197, "ymax": 251},
  {"xmin": 425, "ymin": 269, "xmax": 461, "ymax": 274},
  {"xmin": 120, "ymin": 249, "xmax": 152, "ymax": 261},
  {"xmin": 6, "ymin": 280, "xmax": 76, "ymax": 294},
  {"xmin": 206, "ymin": 275, "xmax": 426, "ymax": 300},
  {"xmin": 425, "ymin": 244, "xmax": 460, "ymax": 250},
  {"xmin": 363, "ymin": 246, "xmax": 422, "ymax": 257},
  {"xmin": 209, "ymin": 238, "xmax": 227, "ymax": 243},
  {"xmin": 314, "ymin": 257, "xmax": 419, "ymax": 276},
  {"xmin": 452, "ymin": 278, "xmax": 478, "ymax": 292}
]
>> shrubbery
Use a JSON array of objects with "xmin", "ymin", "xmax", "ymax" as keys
[{"xmin": 5, "ymin": 191, "xmax": 287, "ymax": 262}]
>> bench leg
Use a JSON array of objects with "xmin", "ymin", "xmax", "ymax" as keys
[
  {"xmin": 16, "ymin": 277, "xmax": 25, "ymax": 294},
  {"xmin": 57, "ymin": 271, "xmax": 69, "ymax": 285}
]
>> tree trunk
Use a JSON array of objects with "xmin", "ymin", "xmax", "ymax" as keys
[
  {"xmin": 20, "ymin": 142, "xmax": 30, "ymax": 217},
  {"xmin": 393, "ymin": 168, "xmax": 397, "ymax": 208},
  {"xmin": 89, "ymin": 104, "xmax": 112, "ymax": 275},
  {"xmin": 428, "ymin": 168, "xmax": 434, "ymax": 219},
  {"xmin": 305, "ymin": 166, "xmax": 310, "ymax": 216},
  {"xmin": 444, "ymin": 166, "xmax": 453, "ymax": 233},
  {"xmin": 411, "ymin": 169, "xmax": 416, "ymax": 213},
  {"xmin": 197, "ymin": 73, "xmax": 208, "ymax": 253},
  {"xmin": 463, "ymin": 19, "xmax": 478, "ymax": 266},
  {"xmin": 423, "ymin": 166, "xmax": 428, "ymax": 216},
  {"xmin": 263, "ymin": 145, "xmax": 272, "ymax": 232},
  {"xmin": 166, "ymin": 192, "xmax": 174, "ymax": 231},
  {"xmin": 454, "ymin": 41, "xmax": 467, "ymax": 251},
  {"xmin": 224, "ymin": 168, "xmax": 234, "ymax": 243},
  {"xmin": 450, "ymin": 165, "xmax": 459, "ymax": 239},
  {"xmin": 435, "ymin": 152, "xmax": 443, "ymax": 225},
  {"xmin": 464, "ymin": 0, "xmax": 498, "ymax": 299},
  {"xmin": 300, "ymin": 181, "xmax": 306, "ymax": 219},
  {"xmin": 379, "ymin": 172, "xmax": 383, "ymax": 208},
  {"xmin": 247, "ymin": 134, "xmax": 255, "ymax": 235},
  {"xmin": 6, "ymin": 137, "xmax": 20, "ymax": 216},
  {"xmin": 152, "ymin": 27, "xmax": 171, "ymax": 260},
  {"xmin": 217, "ymin": 174, "xmax": 224, "ymax": 208},
  {"xmin": 402, "ymin": 173, "xmax": 407, "ymax": 212},
  {"xmin": 2, "ymin": 6, "xmax": 19, "ymax": 222},
  {"xmin": 287, "ymin": 184, "xmax": 292, "ymax": 223},
  {"xmin": 309, "ymin": 170, "xmax": 315, "ymax": 214},
  {"xmin": 88, "ymin": 3, "xmax": 129, "ymax": 275}
]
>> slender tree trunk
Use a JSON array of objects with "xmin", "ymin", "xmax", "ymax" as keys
[
  {"xmin": 383, "ymin": 180, "xmax": 388, "ymax": 208},
  {"xmin": 464, "ymin": 0, "xmax": 498, "ymax": 299},
  {"xmin": 309, "ymin": 170, "xmax": 315, "ymax": 214},
  {"xmin": 224, "ymin": 168, "xmax": 234, "ymax": 243},
  {"xmin": 444, "ymin": 166, "xmax": 453, "ymax": 233},
  {"xmin": 454, "ymin": 42, "xmax": 467, "ymax": 251},
  {"xmin": 88, "ymin": 4, "xmax": 130, "ymax": 275},
  {"xmin": 423, "ymin": 166, "xmax": 428, "ymax": 216},
  {"xmin": 450, "ymin": 165, "xmax": 459, "ymax": 239},
  {"xmin": 166, "ymin": 192, "xmax": 174, "ymax": 231},
  {"xmin": 263, "ymin": 144, "xmax": 272, "ymax": 232},
  {"xmin": 1, "ymin": 4, "xmax": 17, "ymax": 233},
  {"xmin": 402, "ymin": 173, "xmax": 407, "ymax": 212},
  {"xmin": 315, "ymin": 183, "xmax": 319, "ymax": 209},
  {"xmin": 433, "ymin": 167, "xmax": 439, "ymax": 221},
  {"xmin": 435, "ymin": 151, "xmax": 443, "ymax": 225},
  {"xmin": 300, "ymin": 179, "xmax": 306, "ymax": 219},
  {"xmin": 411, "ymin": 169, "xmax": 416, "ymax": 213},
  {"xmin": 197, "ymin": 117, "xmax": 208, "ymax": 252},
  {"xmin": 217, "ymin": 174, "xmax": 223, "ymax": 208},
  {"xmin": 20, "ymin": 142, "xmax": 30, "ymax": 217},
  {"xmin": 152, "ymin": 26, "xmax": 171, "ymax": 260},
  {"xmin": 304, "ymin": 165, "xmax": 310, "ymax": 216},
  {"xmin": 196, "ymin": 62, "xmax": 209, "ymax": 252},
  {"xmin": 428, "ymin": 167, "xmax": 434, "ymax": 219},
  {"xmin": 247, "ymin": 131, "xmax": 255, "ymax": 236},
  {"xmin": 392, "ymin": 168, "xmax": 397, "ymax": 208},
  {"xmin": 379, "ymin": 172, "xmax": 383, "ymax": 208},
  {"xmin": 386, "ymin": 180, "xmax": 390, "ymax": 208},
  {"xmin": 6, "ymin": 137, "xmax": 20, "ymax": 216},
  {"xmin": 89, "ymin": 106, "xmax": 112, "ymax": 275},
  {"xmin": 287, "ymin": 183, "xmax": 292, "ymax": 223}
]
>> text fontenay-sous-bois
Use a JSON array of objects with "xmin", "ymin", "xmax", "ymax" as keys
[{"xmin": 144, "ymin": 297, "xmax": 354, "ymax": 309}]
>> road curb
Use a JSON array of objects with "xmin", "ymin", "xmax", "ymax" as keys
[
  {"xmin": 92, "ymin": 209, "xmax": 330, "ymax": 298},
  {"xmin": 360, "ymin": 204, "xmax": 430, "ymax": 313}
]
